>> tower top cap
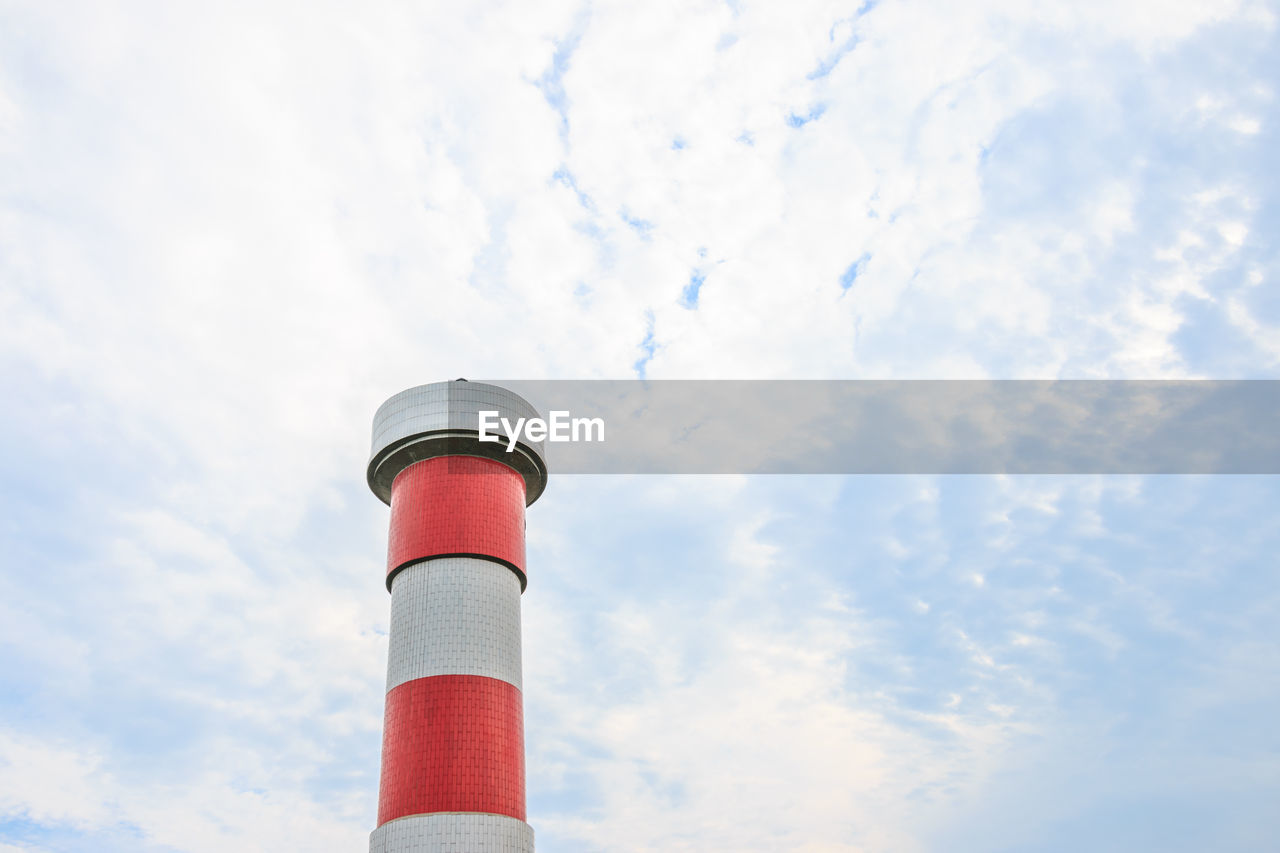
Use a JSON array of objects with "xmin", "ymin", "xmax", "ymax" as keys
[{"xmin": 367, "ymin": 380, "xmax": 549, "ymax": 506}]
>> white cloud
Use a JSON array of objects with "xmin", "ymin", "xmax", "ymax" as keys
[
  {"xmin": 529, "ymin": 584, "xmax": 1021, "ymax": 852},
  {"xmin": 0, "ymin": 730, "xmax": 366, "ymax": 853},
  {"xmin": 0, "ymin": 734, "xmax": 113, "ymax": 829}
]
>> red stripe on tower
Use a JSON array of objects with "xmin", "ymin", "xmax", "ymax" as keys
[
  {"xmin": 366, "ymin": 381, "xmax": 547, "ymax": 853},
  {"xmin": 386, "ymin": 456, "xmax": 527, "ymax": 587},
  {"xmin": 378, "ymin": 675, "xmax": 526, "ymax": 823}
]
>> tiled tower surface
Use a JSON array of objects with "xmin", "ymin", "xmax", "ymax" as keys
[{"xmin": 367, "ymin": 381, "xmax": 547, "ymax": 853}]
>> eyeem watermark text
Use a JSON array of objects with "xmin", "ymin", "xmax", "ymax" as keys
[{"xmin": 478, "ymin": 410, "xmax": 604, "ymax": 452}]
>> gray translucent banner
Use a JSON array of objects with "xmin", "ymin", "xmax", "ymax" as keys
[{"xmin": 472, "ymin": 381, "xmax": 1280, "ymax": 474}]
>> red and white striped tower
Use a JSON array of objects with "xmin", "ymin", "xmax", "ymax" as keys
[{"xmin": 366, "ymin": 381, "xmax": 547, "ymax": 853}]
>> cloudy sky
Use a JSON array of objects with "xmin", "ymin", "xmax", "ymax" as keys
[{"xmin": 1, "ymin": 1, "xmax": 1278, "ymax": 851}]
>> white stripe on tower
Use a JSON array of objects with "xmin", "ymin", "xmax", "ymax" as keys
[
  {"xmin": 370, "ymin": 813, "xmax": 535, "ymax": 853},
  {"xmin": 386, "ymin": 557, "xmax": 524, "ymax": 691}
]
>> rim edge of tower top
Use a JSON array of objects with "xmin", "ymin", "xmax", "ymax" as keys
[{"xmin": 366, "ymin": 380, "xmax": 549, "ymax": 507}]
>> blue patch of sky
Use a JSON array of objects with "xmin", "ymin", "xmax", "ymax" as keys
[
  {"xmin": 571, "ymin": 219, "xmax": 604, "ymax": 244},
  {"xmin": 1171, "ymin": 279, "xmax": 1271, "ymax": 376},
  {"xmin": 977, "ymin": 96, "xmax": 1127, "ymax": 224},
  {"xmin": 0, "ymin": 815, "xmax": 46, "ymax": 844},
  {"xmin": 812, "ymin": 472, "xmax": 1279, "ymax": 686},
  {"xmin": 736, "ymin": 130, "xmax": 754, "ymax": 146},
  {"xmin": 682, "ymin": 270, "xmax": 706, "ymax": 308},
  {"xmin": 808, "ymin": 46, "xmax": 856, "ymax": 80},
  {"xmin": 527, "ymin": 764, "xmax": 609, "ymax": 821},
  {"xmin": 0, "ymin": 816, "xmax": 171, "ymax": 853},
  {"xmin": 840, "ymin": 253, "xmax": 871, "ymax": 291},
  {"xmin": 536, "ymin": 12, "xmax": 590, "ymax": 138},
  {"xmin": 619, "ymin": 208, "xmax": 654, "ymax": 238},
  {"xmin": 808, "ymin": 35, "xmax": 860, "ymax": 80},
  {"xmin": 866, "ymin": 188, "xmax": 881, "ymax": 218},
  {"xmin": 638, "ymin": 767, "xmax": 687, "ymax": 808},
  {"xmin": 633, "ymin": 311, "xmax": 657, "ymax": 378},
  {"xmin": 671, "ymin": 136, "xmax": 687, "ymax": 150},
  {"xmin": 552, "ymin": 166, "xmax": 595, "ymax": 212},
  {"xmin": 786, "ymin": 103, "xmax": 827, "ymax": 128},
  {"xmin": 807, "ymin": 3, "xmax": 877, "ymax": 79},
  {"xmin": 529, "ymin": 477, "xmax": 754, "ymax": 607}
]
